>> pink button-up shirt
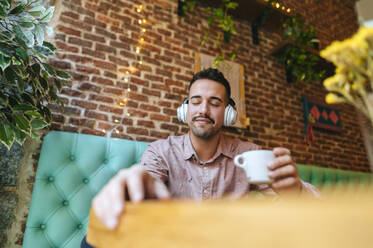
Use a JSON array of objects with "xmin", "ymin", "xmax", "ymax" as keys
[{"xmin": 141, "ymin": 133, "xmax": 319, "ymax": 200}]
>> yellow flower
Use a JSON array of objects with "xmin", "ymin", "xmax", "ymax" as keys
[
  {"xmin": 323, "ymin": 74, "xmax": 345, "ymax": 91},
  {"xmin": 325, "ymin": 93, "xmax": 345, "ymax": 104}
]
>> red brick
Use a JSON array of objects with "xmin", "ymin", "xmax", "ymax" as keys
[
  {"xmin": 68, "ymin": 37, "xmax": 92, "ymax": 47},
  {"xmin": 49, "ymin": 59, "xmax": 71, "ymax": 70},
  {"xmin": 129, "ymin": 92, "xmax": 148, "ymax": 102},
  {"xmin": 99, "ymin": 105, "xmax": 123, "ymax": 115},
  {"xmin": 78, "ymin": 82, "xmax": 101, "ymax": 93},
  {"xmin": 142, "ymin": 88, "xmax": 161, "ymax": 97},
  {"xmin": 104, "ymin": 71, "xmax": 117, "ymax": 79},
  {"xmin": 156, "ymin": 68, "xmax": 172, "ymax": 78},
  {"xmin": 69, "ymin": 117, "xmax": 95, "ymax": 128},
  {"xmin": 160, "ymin": 123, "xmax": 179, "ymax": 132},
  {"xmin": 69, "ymin": 71, "xmax": 89, "ymax": 81},
  {"xmin": 65, "ymin": 54, "xmax": 93, "ymax": 64},
  {"xmin": 92, "ymin": 76, "xmax": 114, "ymax": 86},
  {"xmin": 89, "ymin": 94, "xmax": 114, "ymax": 103},
  {"xmin": 149, "ymin": 113, "xmax": 170, "ymax": 122},
  {"xmin": 97, "ymin": 14, "xmax": 120, "ymax": 26},
  {"xmin": 83, "ymin": 16, "xmax": 107, "ymax": 29},
  {"xmin": 93, "ymin": 60, "xmax": 117, "ymax": 71},
  {"xmin": 82, "ymin": 47, "xmax": 105, "ymax": 60},
  {"xmin": 150, "ymin": 130, "xmax": 169, "ymax": 139},
  {"xmin": 103, "ymin": 87, "xmax": 123, "ymax": 96},
  {"xmin": 144, "ymin": 74, "xmax": 163, "ymax": 83},
  {"xmin": 96, "ymin": 44, "xmax": 116, "ymax": 54},
  {"xmin": 158, "ymin": 100, "xmax": 171, "ymax": 107},
  {"xmin": 128, "ymin": 127, "xmax": 149, "ymax": 136},
  {"xmin": 110, "ymin": 12, "xmax": 131, "ymax": 24},
  {"xmin": 82, "ymin": 128, "xmax": 105, "ymax": 136},
  {"xmin": 163, "ymin": 108, "xmax": 177, "ymax": 116},
  {"xmin": 72, "ymin": 99, "xmax": 97, "ymax": 110},
  {"xmin": 152, "ymin": 83, "xmax": 170, "ymax": 91},
  {"xmin": 130, "ymin": 77, "xmax": 149, "ymax": 87},
  {"xmin": 60, "ymin": 16, "xmax": 92, "ymax": 32},
  {"xmin": 84, "ymin": 33, "xmax": 106, "ymax": 43},
  {"xmin": 63, "ymin": 106, "xmax": 81, "ymax": 116},
  {"xmin": 55, "ymin": 41, "xmax": 79, "ymax": 53},
  {"xmin": 61, "ymin": 88, "xmax": 85, "ymax": 98},
  {"xmin": 95, "ymin": 27, "xmax": 116, "ymax": 40},
  {"xmin": 165, "ymin": 79, "xmax": 184, "ymax": 87},
  {"xmin": 108, "ymin": 56, "xmax": 129, "ymax": 67},
  {"xmin": 127, "ymin": 109, "xmax": 148, "ymax": 118},
  {"xmin": 57, "ymin": 25, "xmax": 81, "ymax": 37},
  {"xmin": 76, "ymin": 65, "xmax": 100, "ymax": 75},
  {"xmin": 137, "ymin": 120, "xmax": 155, "ymax": 128},
  {"xmin": 109, "ymin": 40, "xmax": 130, "ymax": 50},
  {"xmin": 61, "ymin": 11, "xmax": 79, "ymax": 19},
  {"xmin": 139, "ymin": 104, "xmax": 160, "ymax": 112},
  {"xmin": 85, "ymin": 110, "xmax": 108, "ymax": 121}
]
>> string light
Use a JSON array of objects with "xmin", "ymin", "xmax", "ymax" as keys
[
  {"xmin": 276, "ymin": 2, "xmax": 280, "ymax": 8},
  {"xmin": 136, "ymin": 5, "xmax": 142, "ymax": 13},
  {"xmin": 287, "ymin": 8, "xmax": 291, "ymax": 13},
  {"xmin": 136, "ymin": 47, "xmax": 141, "ymax": 54}
]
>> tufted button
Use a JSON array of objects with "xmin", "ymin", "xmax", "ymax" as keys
[
  {"xmin": 40, "ymin": 224, "xmax": 46, "ymax": 230},
  {"xmin": 103, "ymin": 158, "xmax": 109, "ymax": 164},
  {"xmin": 47, "ymin": 176, "xmax": 54, "ymax": 182},
  {"xmin": 77, "ymin": 224, "xmax": 83, "ymax": 229},
  {"xmin": 69, "ymin": 154, "xmax": 76, "ymax": 161},
  {"xmin": 83, "ymin": 178, "xmax": 89, "ymax": 184},
  {"xmin": 62, "ymin": 200, "xmax": 69, "ymax": 206}
]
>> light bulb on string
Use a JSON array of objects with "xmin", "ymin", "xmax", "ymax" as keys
[
  {"xmin": 136, "ymin": 5, "xmax": 142, "ymax": 13},
  {"xmin": 276, "ymin": 3, "xmax": 280, "ymax": 8},
  {"xmin": 141, "ymin": 28, "xmax": 146, "ymax": 33},
  {"xmin": 287, "ymin": 8, "xmax": 291, "ymax": 13},
  {"xmin": 138, "ymin": 19, "xmax": 142, "ymax": 24},
  {"xmin": 136, "ymin": 47, "xmax": 141, "ymax": 54}
]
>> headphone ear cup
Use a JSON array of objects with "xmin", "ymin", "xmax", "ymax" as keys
[
  {"xmin": 177, "ymin": 103, "xmax": 188, "ymax": 123},
  {"xmin": 224, "ymin": 105, "xmax": 237, "ymax": 126}
]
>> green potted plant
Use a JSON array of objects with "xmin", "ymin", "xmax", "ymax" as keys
[
  {"xmin": 279, "ymin": 14, "xmax": 325, "ymax": 83},
  {"xmin": 0, "ymin": 0, "xmax": 70, "ymax": 149}
]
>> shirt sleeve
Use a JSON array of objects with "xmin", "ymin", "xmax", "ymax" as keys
[{"xmin": 140, "ymin": 142, "xmax": 169, "ymax": 183}]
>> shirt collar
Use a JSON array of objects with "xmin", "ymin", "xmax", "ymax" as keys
[{"xmin": 182, "ymin": 133, "xmax": 234, "ymax": 161}]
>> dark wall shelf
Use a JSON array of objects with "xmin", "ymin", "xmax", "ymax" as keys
[{"xmin": 178, "ymin": 0, "xmax": 292, "ymax": 44}]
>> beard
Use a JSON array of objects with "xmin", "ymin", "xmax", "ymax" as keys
[{"xmin": 190, "ymin": 115, "xmax": 221, "ymax": 139}]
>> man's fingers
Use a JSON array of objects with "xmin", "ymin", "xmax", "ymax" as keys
[
  {"xmin": 92, "ymin": 172, "xmax": 127, "ymax": 229},
  {"xmin": 271, "ymin": 177, "xmax": 299, "ymax": 190},
  {"xmin": 153, "ymin": 179, "xmax": 171, "ymax": 199},
  {"xmin": 126, "ymin": 169, "xmax": 146, "ymax": 202},
  {"xmin": 273, "ymin": 147, "xmax": 291, "ymax": 156},
  {"xmin": 268, "ymin": 155, "xmax": 292, "ymax": 170},
  {"xmin": 268, "ymin": 164, "xmax": 297, "ymax": 179}
]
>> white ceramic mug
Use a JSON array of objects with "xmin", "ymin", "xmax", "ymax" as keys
[{"xmin": 233, "ymin": 150, "xmax": 275, "ymax": 184}]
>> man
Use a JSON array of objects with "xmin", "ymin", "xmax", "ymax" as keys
[{"xmin": 91, "ymin": 68, "xmax": 319, "ymax": 233}]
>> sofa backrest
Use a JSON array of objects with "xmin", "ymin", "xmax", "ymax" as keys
[
  {"xmin": 23, "ymin": 131, "xmax": 148, "ymax": 248},
  {"xmin": 23, "ymin": 131, "xmax": 373, "ymax": 247}
]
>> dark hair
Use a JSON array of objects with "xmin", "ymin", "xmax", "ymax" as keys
[{"xmin": 189, "ymin": 68, "xmax": 231, "ymax": 100}]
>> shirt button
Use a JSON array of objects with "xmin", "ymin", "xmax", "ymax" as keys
[{"xmin": 203, "ymin": 189, "xmax": 208, "ymax": 194}]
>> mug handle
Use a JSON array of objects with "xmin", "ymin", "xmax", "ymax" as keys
[{"xmin": 233, "ymin": 154, "xmax": 245, "ymax": 168}]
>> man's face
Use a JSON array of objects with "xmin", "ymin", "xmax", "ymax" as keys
[{"xmin": 187, "ymin": 79, "xmax": 227, "ymax": 140}]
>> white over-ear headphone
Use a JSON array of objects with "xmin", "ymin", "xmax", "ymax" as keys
[{"xmin": 177, "ymin": 98, "xmax": 237, "ymax": 126}]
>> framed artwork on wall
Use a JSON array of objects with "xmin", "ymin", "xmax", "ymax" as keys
[
  {"xmin": 194, "ymin": 53, "xmax": 249, "ymax": 128},
  {"xmin": 302, "ymin": 95, "xmax": 342, "ymax": 144}
]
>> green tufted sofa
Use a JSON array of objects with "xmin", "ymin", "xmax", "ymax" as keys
[{"xmin": 23, "ymin": 131, "xmax": 373, "ymax": 248}]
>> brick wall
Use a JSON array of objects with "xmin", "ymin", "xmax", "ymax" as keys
[{"xmin": 48, "ymin": 0, "xmax": 369, "ymax": 171}]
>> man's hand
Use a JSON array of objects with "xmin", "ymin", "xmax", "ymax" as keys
[
  {"xmin": 267, "ymin": 148, "xmax": 302, "ymax": 193},
  {"xmin": 92, "ymin": 165, "xmax": 170, "ymax": 229}
]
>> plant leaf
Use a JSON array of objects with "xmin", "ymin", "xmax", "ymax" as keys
[
  {"xmin": 0, "ymin": 54, "xmax": 11, "ymax": 71},
  {"xmin": 0, "ymin": 122, "xmax": 15, "ymax": 149},
  {"xmin": 14, "ymin": 114, "xmax": 30, "ymax": 133},
  {"xmin": 40, "ymin": 6, "xmax": 54, "ymax": 23},
  {"xmin": 56, "ymin": 70, "xmax": 71, "ymax": 79},
  {"xmin": 31, "ymin": 118, "xmax": 48, "ymax": 129},
  {"xmin": 34, "ymin": 24, "xmax": 44, "ymax": 45},
  {"xmin": 12, "ymin": 124, "xmax": 26, "ymax": 144},
  {"xmin": 42, "ymin": 63, "xmax": 55, "ymax": 75},
  {"xmin": 15, "ymin": 47, "xmax": 29, "ymax": 65},
  {"xmin": 9, "ymin": 3, "xmax": 25, "ymax": 15},
  {"xmin": 42, "ymin": 41, "xmax": 56, "ymax": 51}
]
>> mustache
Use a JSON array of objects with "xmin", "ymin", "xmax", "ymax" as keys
[{"xmin": 192, "ymin": 115, "xmax": 215, "ymax": 124}]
